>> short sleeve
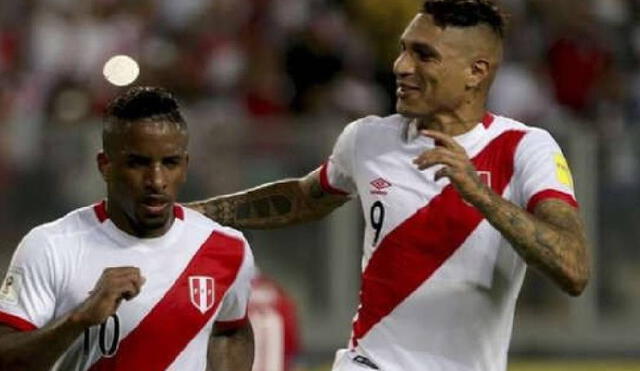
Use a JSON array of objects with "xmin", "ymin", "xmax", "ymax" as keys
[
  {"xmin": 514, "ymin": 129, "xmax": 579, "ymax": 212},
  {"xmin": 215, "ymin": 239, "xmax": 256, "ymax": 330},
  {"xmin": 0, "ymin": 228, "xmax": 57, "ymax": 331},
  {"xmin": 319, "ymin": 119, "xmax": 361, "ymax": 196}
]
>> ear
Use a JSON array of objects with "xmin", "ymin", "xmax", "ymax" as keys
[
  {"xmin": 466, "ymin": 59, "xmax": 491, "ymax": 89},
  {"xmin": 97, "ymin": 151, "xmax": 111, "ymax": 182}
]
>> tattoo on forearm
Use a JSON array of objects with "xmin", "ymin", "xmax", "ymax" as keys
[
  {"xmin": 272, "ymin": 195, "xmax": 293, "ymax": 214},
  {"xmin": 187, "ymin": 175, "xmax": 348, "ymax": 229},
  {"xmin": 476, "ymin": 192, "xmax": 589, "ymax": 295},
  {"xmin": 236, "ymin": 202, "xmax": 251, "ymax": 220},
  {"xmin": 253, "ymin": 199, "xmax": 270, "ymax": 218}
]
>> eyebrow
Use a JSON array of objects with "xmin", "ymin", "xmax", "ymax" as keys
[
  {"xmin": 162, "ymin": 155, "xmax": 184, "ymax": 161},
  {"xmin": 411, "ymin": 42, "xmax": 440, "ymax": 59},
  {"xmin": 124, "ymin": 152, "xmax": 185, "ymax": 160},
  {"xmin": 400, "ymin": 37, "xmax": 440, "ymax": 52}
]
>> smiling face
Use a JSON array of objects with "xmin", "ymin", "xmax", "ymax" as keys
[
  {"xmin": 393, "ymin": 13, "xmax": 500, "ymax": 119},
  {"xmin": 98, "ymin": 120, "xmax": 189, "ymax": 238}
]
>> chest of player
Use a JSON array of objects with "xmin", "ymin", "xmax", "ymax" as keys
[
  {"xmin": 353, "ymin": 133, "xmax": 520, "ymax": 271},
  {"xmin": 55, "ymin": 229, "xmax": 243, "ymax": 362},
  {"xmin": 357, "ymin": 148, "xmax": 506, "ymax": 221}
]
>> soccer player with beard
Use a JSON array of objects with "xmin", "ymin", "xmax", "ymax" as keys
[{"xmin": 190, "ymin": 1, "xmax": 590, "ymax": 369}]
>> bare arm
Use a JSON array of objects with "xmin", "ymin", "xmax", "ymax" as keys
[
  {"xmin": 0, "ymin": 267, "xmax": 145, "ymax": 370},
  {"xmin": 0, "ymin": 318, "xmax": 86, "ymax": 371},
  {"xmin": 207, "ymin": 321, "xmax": 254, "ymax": 371},
  {"xmin": 472, "ymin": 193, "xmax": 589, "ymax": 296},
  {"xmin": 186, "ymin": 168, "xmax": 349, "ymax": 229},
  {"xmin": 415, "ymin": 130, "xmax": 590, "ymax": 296}
]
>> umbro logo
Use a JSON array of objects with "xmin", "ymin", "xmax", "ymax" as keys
[{"xmin": 370, "ymin": 177, "xmax": 392, "ymax": 195}]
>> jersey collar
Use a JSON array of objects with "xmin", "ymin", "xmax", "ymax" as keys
[
  {"xmin": 93, "ymin": 200, "xmax": 184, "ymax": 223},
  {"xmin": 92, "ymin": 200, "xmax": 185, "ymax": 248}
]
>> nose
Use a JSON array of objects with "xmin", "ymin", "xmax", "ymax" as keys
[
  {"xmin": 145, "ymin": 164, "xmax": 167, "ymax": 192},
  {"xmin": 393, "ymin": 50, "xmax": 414, "ymax": 77}
]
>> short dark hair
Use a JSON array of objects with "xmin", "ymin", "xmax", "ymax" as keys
[
  {"xmin": 104, "ymin": 86, "xmax": 185, "ymax": 125},
  {"xmin": 421, "ymin": 0, "xmax": 506, "ymax": 38},
  {"xmin": 103, "ymin": 86, "xmax": 187, "ymax": 152}
]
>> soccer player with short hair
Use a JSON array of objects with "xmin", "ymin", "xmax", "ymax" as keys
[
  {"xmin": 0, "ymin": 87, "xmax": 256, "ymax": 370},
  {"xmin": 189, "ymin": 1, "xmax": 590, "ymax": 370}
]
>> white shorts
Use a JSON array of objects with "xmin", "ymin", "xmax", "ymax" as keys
[{"xmin": 331, "ymin": 349, "xmax": 381, "ymax": 371}]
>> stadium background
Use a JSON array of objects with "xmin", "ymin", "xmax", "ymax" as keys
[{"xmin": 1, "ymin": 0, "xmax": 639, "ymax": 369}]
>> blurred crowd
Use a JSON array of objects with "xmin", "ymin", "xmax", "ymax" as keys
[{"xmin": 1, "ymin": 0, "xmax": 640, "ymax": 357}]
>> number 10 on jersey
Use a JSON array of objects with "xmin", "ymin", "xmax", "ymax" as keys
[{"xmin": 83, "ymin": 314, "xmax": 120, "ymax": 358}]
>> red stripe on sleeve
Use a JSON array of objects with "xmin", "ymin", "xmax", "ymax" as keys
[
  {"xmin": 215, "ymin": 316, "xmax": 249, "ymax": 332},
  {"xmin": 89, "ymin": 231, "xmax": 246, "ymax": 370},
  {"xmin": 351, "ymin": 130, "xmax": 526, "ymax": 346},
  {"xmin": 0, "ymin": 311, "xmax": 37, "ymax": 332},
  {"xmin": 526, "ymin": 189, "xmax": 579, "ymax": 213},
  {"xmin": 319, "ymin": 162, "xmax": 349, "ymax": 196}
]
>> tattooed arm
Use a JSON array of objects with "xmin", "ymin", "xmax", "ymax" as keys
[
  {"xmin": 186, "ymin": 168, "xmax": 350, "ymax": 229},
  {"xmin": 473, "ymin": 194, "xmax": 588, "ymax": 295},
  {"xmin": 415, "ymin": 130, "xmax": 589, "ymax": 296}
]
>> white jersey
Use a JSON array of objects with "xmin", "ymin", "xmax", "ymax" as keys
[
  {"xmin": 322, "ymin": 113, "xmax": 578, "ymax": 371},
  {"xmin": 0, "ymin": 202, "xmax": 255, "ymax": 371}
]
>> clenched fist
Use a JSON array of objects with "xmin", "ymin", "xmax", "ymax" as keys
[{"xmin": 70, "ymin": 267, "xmax": 145, "ymax": 327}]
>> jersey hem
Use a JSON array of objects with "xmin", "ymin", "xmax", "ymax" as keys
[{"xmin": 215, "ymin": 315, "xmax": 249, "ymax": 332}]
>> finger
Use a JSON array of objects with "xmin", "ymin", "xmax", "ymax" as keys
[
  {"xmin": 415, "ymin": 157, "xmax": 458, "ymax": 171},
  {"xmin": 118, "ymin": 281, "xmax": 142, "ymax": 301},
  {"xmin": 434, "ymin": 167, "xmax": 449, "ymax": 181},
  {"xmin": 130, "ymin": 275, "xmax": 146, "ymax": 293},
  {"xmin": 413, "ymin": 148, "xmax": 463, "ymax": 170},
  {"xmin": 415, "ymin": 156, "xmax": 460, "ymax": 171},
  {"xmin": 103, "ymin": 266, "xmax": 140, "ymax": 275},
  {"xmin": 420, "ymin": 130, "xmax": 464, "ymax": 152},
  {"xmin": 99, "ymin": 273, "xmax": 143, "ymax": 299},
  {"xmin": 100, "ymin": 267, "xmax": 142, "ymax": 285},
  {"xmin": 102, "ymin": 269, "xmax": 143, "ymax": 286},
  {"xmin": 124, "ymin": 272, "xmax": 145, "ymax": 297},
  {"xmin": 412, "ymin": 147, "xmax": 460, "ymax": 164}
]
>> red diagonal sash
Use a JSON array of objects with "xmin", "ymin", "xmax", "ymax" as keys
[
  {"xmin": 352, "ymin": 130, "xmax": 525, "ymax": 345},
  {"xmin": 90, "ymin": 231, "xmax": 245, "ymax": 370}
]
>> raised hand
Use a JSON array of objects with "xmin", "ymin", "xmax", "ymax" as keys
[{"xmin": 412, "ymin": 130, "xmax": 487, "ymax": 203}]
